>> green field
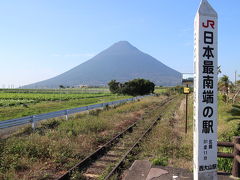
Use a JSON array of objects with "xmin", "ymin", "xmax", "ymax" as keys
[
  {"xmin": 0, "ymin": 88, "xmax": 130, "ymax": 121},
  {"xmin": 154, "ymin": 87, "xmax": 168, "ymax": 94},
  {"xmin": 0, "ymin": 88, "xmax": 109, "ymax": 94}
]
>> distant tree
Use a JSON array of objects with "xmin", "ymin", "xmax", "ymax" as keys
[
  {"xmin": 232, "ymin": 80, "xmax": 240, "ymax": 103},
  {"xmin": 59, "ymin": 85, "xmax": 65, "ymax": 89},
  {"xmin": 108, "ymin": 80, "xmax": 120, "ymax": 94},
  {"xmin": 108, "ymin": 79, "xmax": 155, "ymax": 96},
  {"xmin": 218, "ymin": 75, "xmax": 230, "ymax": 95},
  {"xmin": 122, "ymin": 79, "xmax": 155, "ymax": 96},
  {"xmin": 218, "ymin": 75, "xmax": 231, "ymax": 103}
]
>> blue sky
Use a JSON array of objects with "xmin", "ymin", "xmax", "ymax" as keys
[{"xmin": 0, "ymin": 0, "xmax": 239, "ymax": 87}]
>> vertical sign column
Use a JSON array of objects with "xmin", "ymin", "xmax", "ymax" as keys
[{"xmin": 194, "ymin": 0, "xmax": 218, "ymax": 179}]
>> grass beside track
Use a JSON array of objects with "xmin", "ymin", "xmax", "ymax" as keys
[
  {"xmin": 137, "ymin": 94, "xmax": 240, "ymax": 174},
  {"xmin": 0, "ymin": 95, "xmax": 167, "ymax": 179},
  {"xmin": 137, "ymin": 94, "xmax": 191, "ymax": 169}
]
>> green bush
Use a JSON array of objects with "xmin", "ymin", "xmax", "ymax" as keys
[
  {"xmin": 108, "ymin": 80, "xmax": 120, "ymax": 94},
  {"xmin": 108, "ymin": 79, "xmax": 155, "ymax": 96},
  {"xmin": 218, "ymin": 157, "xmax": 232, "ymax": 173},
  {"xmin": 151, "ymin": 156, "xmax": 168, "ymax": 166}
]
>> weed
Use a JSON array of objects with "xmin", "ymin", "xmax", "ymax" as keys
[
  {"xmin": 108, "ymin": 174, "xmax": 119, "ymax": 180},
  {"xmin": 99, "ymin": 164, "xmax": 115, "ymax": 180},
  {"xmin": 38, "ymin": 173, "xmax": 52, "ymax": 180},
  {"xmin": 151, "ymin": 156, "xmax": 168, "ymax": 166},
  {"xmin": 103, "ymin": 104, "xmax": 110, "ymax": 111},
  {"xmin": 70, "ymin": 170, "xmax": 86, "ymax": 180},
  {"xmin": 13, "ymin": 159, "xmax": 29, "ymax": 172},
  {"xmin": 41, "ymin": 119, "xmax": 60, "ymax": 129},
  {"xmin": 89, "ymin": 109, "xmax": 102, "ymax": 116},
  {"xmin": 17, "ymin": 126, "xmax": 33, "ymax": 136},
  {"xmin": 218, "ymin": 157, "xmax": 232, "ymax": 173}
]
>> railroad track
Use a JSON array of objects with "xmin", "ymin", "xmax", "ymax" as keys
[{"xmin": 58, "ymin": 96, "xmax": 176, "ymax": 180}]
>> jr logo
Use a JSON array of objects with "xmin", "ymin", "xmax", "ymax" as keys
[{"xmin": 202, "ymin": 20, "xmax": 215, "ymax": 29}]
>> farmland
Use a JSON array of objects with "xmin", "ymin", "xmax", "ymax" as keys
[{"xmin": 0, "ymin": 88, "xmax": 130, "ymax": 121}]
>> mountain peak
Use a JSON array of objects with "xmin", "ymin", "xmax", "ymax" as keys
[
  {"xmin": 111, "ymin": 41, "xmax": 136, "ymax": 48},
  {"xmin": 104, "ymin": 41, "xmax": 139, "ymax": 54},
  {"xmin": 115, "ymin": 41, "xmax": 131, "ymax": 46}
]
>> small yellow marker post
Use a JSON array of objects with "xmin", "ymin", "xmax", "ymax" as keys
[
  {"xmin": 184, "ymin": 87, "xmax": 190, "ymax": 94},
  {"xmin": 184, "ymin": 87, "xmax": 190, "ymax": 134}
]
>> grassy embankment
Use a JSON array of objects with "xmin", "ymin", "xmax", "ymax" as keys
[
  {"xmin": 138, "ymin": 93, "xmax": 240, "ymax": 173},
  {"xmin": 0, "ymin": 95, "xmax": 167, "ymax": 179}
]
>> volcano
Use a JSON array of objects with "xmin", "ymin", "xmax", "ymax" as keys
[{"xmin": 23, "ymin": 41, "xmax": 182, "ymax": 88}]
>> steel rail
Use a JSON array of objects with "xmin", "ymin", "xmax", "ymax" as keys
[
  {"xmin": 104, "ymin": 117, "xmax": 161, "ymax": 180},
  {"xmin": 58, "ymin": 120, "xmax": 139, "ymax": 180},
  {"xmin": 57, "ymin": 96, "xmax": 175, "ymax": 180},
  {"xmin": 104, "ymin": 96, "xmax": 176, "ymax": 179}
]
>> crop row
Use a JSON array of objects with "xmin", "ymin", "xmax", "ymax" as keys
[
  {"xmin": 0, "ymin": 99, "xmax": 36, "ymax": 107},
  {"xmin": 0, "ymin": 88, "xmax": 109, "ymax": 94}
]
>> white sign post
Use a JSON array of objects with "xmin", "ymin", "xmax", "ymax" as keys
[{"xmin": 194, "ymin": 0, "xmax": 218, "ymax": 179}]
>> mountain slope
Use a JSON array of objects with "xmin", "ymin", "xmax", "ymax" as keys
[{"xmin": 23, "ymin": 41, "xmax": 182, "ymax": 88}]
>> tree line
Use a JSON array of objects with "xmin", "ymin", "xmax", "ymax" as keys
[{"xmin": 108, "ymin": 79, "xmax": 155, "ymax": 96}]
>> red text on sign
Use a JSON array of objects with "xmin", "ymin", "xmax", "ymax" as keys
[{"xmin": 202, "ymin": 20, "xmax": 215, "ymax": 29}]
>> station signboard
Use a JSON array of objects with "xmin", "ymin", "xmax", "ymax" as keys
[{"xmin": 193, "ymin": 0, "xmax": 218, "ymax": 179}]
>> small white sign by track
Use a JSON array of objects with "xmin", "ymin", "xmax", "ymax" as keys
[{"xmin": 194, "ymin": 0, "xmax": 218, "ymax": 179}]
